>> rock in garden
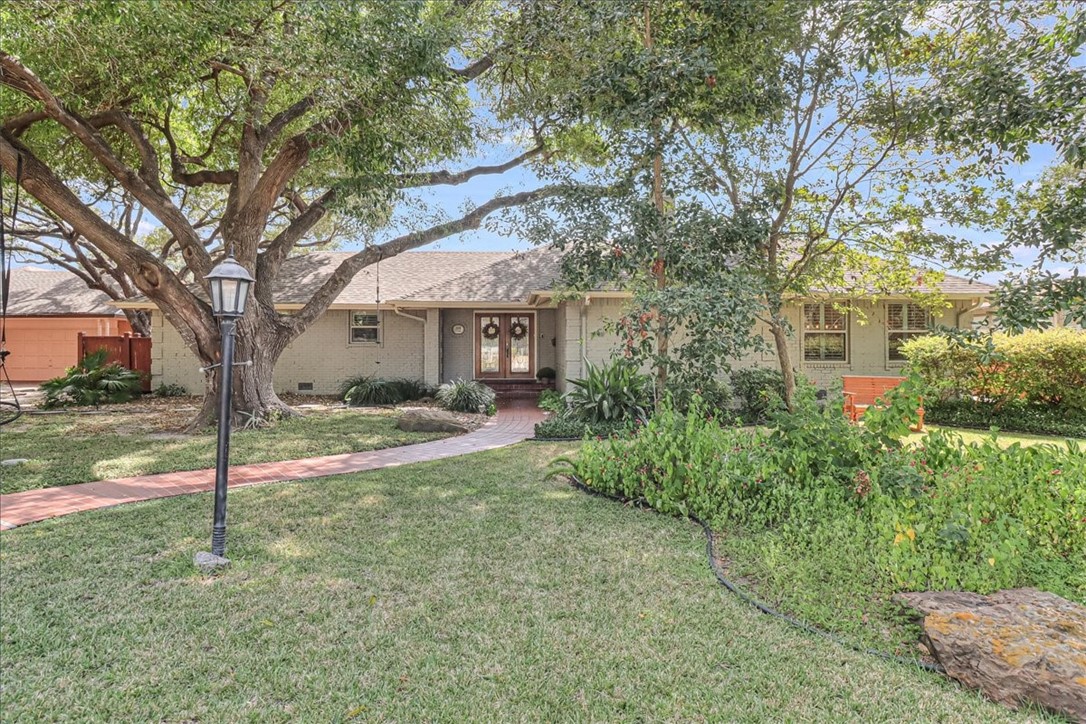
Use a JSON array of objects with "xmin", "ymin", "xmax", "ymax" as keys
[
  {"xmin": 894, "ymin": 588, "xmax": 1086, "ymax": 721},
  {"xmin": 396, "ymin": 409, "xmax": 470, "ymax": 434},
  {"xmin": 193, "ymin": 551, "xmax": 231, "ymax": 574}
]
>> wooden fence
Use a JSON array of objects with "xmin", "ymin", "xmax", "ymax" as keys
[{"xmin": 77, "ymin": 333, "xmax": 152, "ymax": 392}]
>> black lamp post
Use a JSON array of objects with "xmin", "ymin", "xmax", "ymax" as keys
[{"xmin": 203, "ymin": 255, "xmax": 254, "ymax": 560}]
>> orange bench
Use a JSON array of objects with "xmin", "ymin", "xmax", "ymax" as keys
[{"xmin": 842, "ymin": 375, "xmax": 924, "ymax": 431}]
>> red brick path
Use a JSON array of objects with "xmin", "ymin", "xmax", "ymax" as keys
[{"xmin": 0, "ymin": 402, "xmax": 544, "ymax": 530}]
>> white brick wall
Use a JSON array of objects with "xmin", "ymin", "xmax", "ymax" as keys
[
  {"xmin": 152, "ymin": 309, "xmax": 429, "ymax": 396},
  {"xmin": 551, "ymin": 297, "xmax": 972, "ymax": 390},
  {"xmin": 153, "ymin": 298, "xmax": 976, "ymax": 396}
]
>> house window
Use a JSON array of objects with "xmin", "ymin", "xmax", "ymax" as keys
[
  {"xmin": 803, "ymin": 303, "xmax": 848, "ymax": 362},
  {"xmin": 886, "ymin": 303, "xmax": 929, "ymax": 361},
  {"xmin": 350, "ymin": 311, "xmax": 380, "ymax": 344}
]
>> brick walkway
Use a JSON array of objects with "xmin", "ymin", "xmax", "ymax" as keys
[{"xmin": 0, "ymin": 402, "xmax": 544, "ymax": 530}]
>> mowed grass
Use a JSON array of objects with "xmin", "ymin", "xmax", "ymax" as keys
[
  {"xmin": 905, "ymin": 425, "xmax": 1084, "ymax": 448},
  {"xmin": 0, "ymin": 444, "xmax": 1039, "ymax": 722},
  {"xmin": 1, "ymin": 407, "xmax": 448, "ymax": 494}
]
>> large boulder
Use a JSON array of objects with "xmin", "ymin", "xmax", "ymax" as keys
[
  {"xmin": 397, "ymin": 409, "xmax": 471, "ymax": 434},
  {"xmin": 894, "ymin": 588, "xmax": 1086, "ymax": 721}
]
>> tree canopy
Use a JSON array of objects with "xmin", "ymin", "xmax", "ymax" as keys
[{"xmin": 1, "ymin": 0, "xmax": 572, "ymax": 423}]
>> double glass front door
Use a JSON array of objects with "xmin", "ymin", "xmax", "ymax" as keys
[{"xmin": 475, "ymin": 313, "xmax": 534, "ymax": 379}]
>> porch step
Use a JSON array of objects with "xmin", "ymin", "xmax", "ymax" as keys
[{"xmin": 479, "ymin": 379, "xmax": 555, "ymax": 400}]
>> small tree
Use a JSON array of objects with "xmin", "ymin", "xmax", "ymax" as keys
[{"xmin": 496, "ymin": 0, "xmax": 802, "ymax": 396}]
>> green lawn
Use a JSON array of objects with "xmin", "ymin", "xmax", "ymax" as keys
[
  {"xmin": 1, "ymin": 407, "xmax": 448, "ymax": 494},
  {"xmin": 0, "ymin": 444, "xmax": 1041, "ymax": 721},
  {"xmin": 906, "ymin": 425, "xmax": 1084, "ymax": 448}
]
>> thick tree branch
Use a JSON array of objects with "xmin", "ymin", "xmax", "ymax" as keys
[
  {"xmin": 395, "ymin": 145, "xmax": 543, "ymax": 188},
  {"xmin": 256, "ymin": 188, "xmax": 337, "ymax": 294},
  {"xmin": 290, "ymin": 185, "xmax": 566, "ymax": 331},
  {"xmin": 0, "ymin": 132, "xmax": 217, "ymax": 356},
  {"xmin": 1, "ymin": 53, "xmax": 214, "ymax": 276},
  {"xmin": 264, "ymin": 96, "xmax": 316, "ymax": 144},
  {"xmin": 448, "ymin": 55, "xmax": 494, "ymax": 79}
]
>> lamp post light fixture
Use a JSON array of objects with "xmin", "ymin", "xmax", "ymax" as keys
[{"xmin": 198, "ymin": 254, "xmax": 254, "ymax": 569}]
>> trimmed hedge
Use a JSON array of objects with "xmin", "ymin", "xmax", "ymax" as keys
[
  {"xmin": 902, "ymin": 329, "xmax": 1086, "ymax": 410},
  {"xmin": 925, "ymin": 399, "xmax": 1086, "ymax": 439}
]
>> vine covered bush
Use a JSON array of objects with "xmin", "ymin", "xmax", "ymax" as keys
[
  {"xmin": 564, "ymin": 392, "xmax": 1085, "ymax": 600},
  {"xmin": 730, "ymin": 368, "xmax": 810, "ymax": 422}
]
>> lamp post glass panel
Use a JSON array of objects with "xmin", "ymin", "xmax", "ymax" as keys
[{"xmin": 204, "ymin": 256, "xmax": 254, "ymax": 559}]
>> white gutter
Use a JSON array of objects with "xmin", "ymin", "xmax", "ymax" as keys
[{"xmin": 390, "ymin": 306, "xmax": 426, "ymax": 324}]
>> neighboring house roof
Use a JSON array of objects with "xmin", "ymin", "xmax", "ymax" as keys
[{"xmin": 4, "ymin": 268, "xmax": 124, "ymax": 316}]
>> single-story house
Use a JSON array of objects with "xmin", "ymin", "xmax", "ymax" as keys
[
  {"xmin": 118, "ymin": 247, "xmax": 994, "ymax": 397},
  {"xmin": 3, "ymin": 268, "xmax": 132, "ymax": 382}
]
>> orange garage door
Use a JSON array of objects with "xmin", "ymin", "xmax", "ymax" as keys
[{"xmin": 2, "ymin": 316, "xmax": 131, "ymax": 382}]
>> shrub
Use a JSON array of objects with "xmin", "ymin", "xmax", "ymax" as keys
[
  {"xmin": 340, "ymin": 376, "xmax": 435, "ymax": 406},
  {"xmin": 534, "ymin": 413, "xmax": 628, "ymax": 439},
  {"xmin": 436, "ymin": 378, "xmax": 495, "ymax": 413},
  {"xmin": 902, "ymin": 329, "xmax": 1086, "ymax": 410},
  {"xmin": 536, "ymin": 366, "xmax": 557, "ymax": 381},
  {"xmin": 566, "ymin": 359, "xmax": 652, "ymax": 423},
  {"xmin": 666, "ymin": 374, "xmax": 733, "ymax": 415},
  {"xmin": 537, "ymin": 389, "xmax": 565, "ymax": 414},
  {"xmin": 153, "ymin": 382, "xmax": 188, "ymax": 397},
  {"xmin": 40, "ymin": 350, "xmax": 143, "ymax": 409},
  {"xmin": 924, "ymin": 399, "xmax": 1086, "ymax": 438},
  {"xmin": 730, "ymin": 367, "xmax": 800, "ymax": 422},
  {"xmin": 567, "ymin": 395, "xmax": 1086, "ymax": 599},
  {"xmin": 388, "ymin": 378, "xmax": 436, "ymax": 401}
]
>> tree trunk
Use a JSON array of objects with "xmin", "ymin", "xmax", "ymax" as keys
[
  {"xmin": 187, "ymin": 313, "xmax": 297, "ymax": 430},
  {"xmin": 769, "ymin": 318, "xmax": 797, "ymax": 411},
  {"xmin": 123, "ymin": 309, "xmax": 151, "ymax": 337},
  {"xmin": 644, "ymin": 2, "xmax": 669, "ymax": 402}
]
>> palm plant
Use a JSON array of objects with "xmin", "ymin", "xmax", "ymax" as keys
[{"xmin": 40, "ymin": 350, "xmax": 143, "ymax": 409}]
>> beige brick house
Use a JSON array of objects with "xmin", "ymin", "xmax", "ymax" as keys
[{"xmin": 124, "ymin": 246, "xmax": 993, "ymax": 396}]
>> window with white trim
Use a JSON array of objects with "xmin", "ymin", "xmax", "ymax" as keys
[
  {"xmin": 802, "ymin": 303, "xmax": 848, "ymax": 362},
  {"xmin": 886, "ymin": 303, "xmax": 929, "ymax": 361},
  {"xmin": 349, "ymin": 311, "xmax": 380, "ymax": 344}
]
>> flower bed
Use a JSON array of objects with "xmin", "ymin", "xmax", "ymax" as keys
[{"xmin": 564, "ymin": 395, "xmax": 1085, "ymax": 648}]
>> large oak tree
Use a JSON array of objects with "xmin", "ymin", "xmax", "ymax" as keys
[{"xmin": 1, "ymin": 0, "xmax": 564, "ymax": 425}]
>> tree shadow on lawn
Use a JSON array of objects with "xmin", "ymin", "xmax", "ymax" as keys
[
  {"xmin": 0, "ymin": 444, "xmax": 1041, "ymax": 722},
  {"xmin": 0, "ymin": 409, "xmax": 447, "ymax": 494}
]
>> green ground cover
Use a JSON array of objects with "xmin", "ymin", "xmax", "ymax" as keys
[
  {"xmin": 0, "ymin": 444, "xmax": 1038, "ymax": 721},
  {"xmin": 1, "ymin": 407, "xmax": 448, "ymax": 494},
  {"xmin": 905, "ymin": 425, "xmax": 1084, "ymax": 448},
  {"xmin": 569, "ymin": 400, "xmax": 1085, "ymax": 661}
]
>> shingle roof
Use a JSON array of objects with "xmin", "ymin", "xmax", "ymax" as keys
[
  {"xmin": 115, "ymin": 247, "xmax": 995, "ymax": 309},
  {"xmin": 270, "ymin": 251, "xmax": 514, "ymax": 305},
  {"xmin": 4, "ymin": 268, "xmax": 124, "ymax": 316},
  {"xmin": 402, "ymin": 246, "xmax": 563, "ymax": 303},
  {"xmin": 824, "ymin": 270, "xmax": 994, "ymax": 297}
]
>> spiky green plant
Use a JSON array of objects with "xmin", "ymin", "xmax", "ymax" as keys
[
  {"xmin": 40, "ymin": 350, "xmax": 143, "ymax": 409},
  {"xmin": 436, "ymin": 379, "xmax": 496, "ymax": 413}
]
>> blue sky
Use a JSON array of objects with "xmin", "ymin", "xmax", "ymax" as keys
[
  {"xmin": 17, "ymin": 133, "xmax": 1068, "ymax": 287},
  {"xmin": 377, "ymin": 141, "xmax": 1065, "ymax": 286}
]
